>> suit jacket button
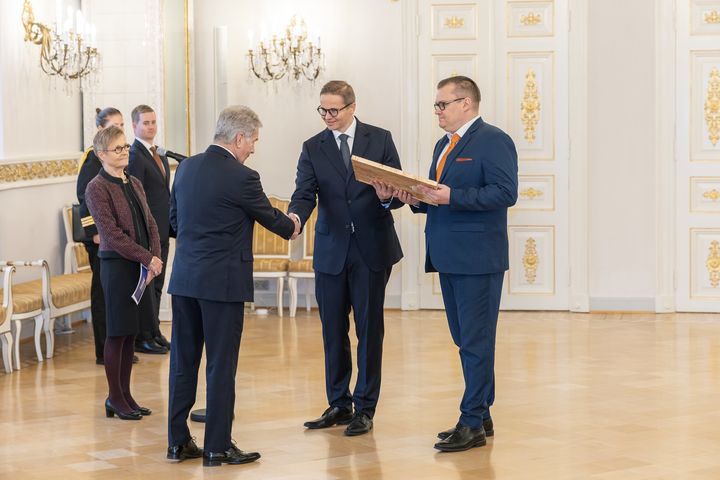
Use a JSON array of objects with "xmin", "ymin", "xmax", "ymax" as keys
[{"xmin": 347, "ymin": 200, "xmax": 352, "ymax": 204}]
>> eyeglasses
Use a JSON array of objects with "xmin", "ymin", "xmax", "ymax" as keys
[
  {"xmin": 101, "ymin": 144, "xmax": 131, "ymax": 154},
  {"xmin": 433, "ymin": 97, "xmax": 466, "ymax": 112},
  {"xmin": 317, "ymin": 103, "xmax": 354, "ymax": 118}
]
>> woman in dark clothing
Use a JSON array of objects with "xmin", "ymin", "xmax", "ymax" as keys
[
  {"xmin": 76, "ymin": 107, "xmax": 129, "ymax": 365},
  {"xmin": 86, "ymin": 125, "xmax": 163, "ymax": 420}
]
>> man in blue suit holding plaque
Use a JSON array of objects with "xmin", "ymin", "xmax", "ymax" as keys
[
  {"xmin": 397, "ymin": 76, "xmax": 518, "ymax": 452},
  {"xmin": 288, "ymin": 80, "xmax": 403, "ymax": 436}
]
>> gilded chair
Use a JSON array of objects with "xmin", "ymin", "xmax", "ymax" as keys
[
  {"xmin": 288, "ymin": 208, "xmax": 317, "ymax": 317},
  {"xmin": 0, "ymin": 265, "xmax": 15, "ymax": 373},
  {"xmin": 62, "ymin": 205, "xmax": 92, "ymax": 275},
  {"xmin": 252, "ymin": 196, "xmax": 291, "ymax": 316}
]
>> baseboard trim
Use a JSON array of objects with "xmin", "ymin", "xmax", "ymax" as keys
[{"xmin": 589, "ymin": 297, "xmax": 656, "ymax": 312}]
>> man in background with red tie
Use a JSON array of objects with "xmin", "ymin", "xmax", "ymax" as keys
[
  {"xmin": 396, "ymin": 76, "xmax": 518, "ymax": 452},
  {"xmin": 128, "ymin": 104, "xmax": 171, "ymax": 355}
]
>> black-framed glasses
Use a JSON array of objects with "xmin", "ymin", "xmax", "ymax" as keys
[
  {"xmin": 433, "ymin": 97, "xmax": 466, "ymax": 112},
  {"xmin": 101, "ymin": 144, "xmax": 131, "ymax": 154},
  {"xmin": 317, "ymin": 103, "xmax": 354, "ymax": 118}
]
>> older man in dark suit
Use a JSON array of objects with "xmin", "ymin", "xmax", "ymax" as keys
[
  {"xmin": 289, "ymin": 80, "xmax": 404, "ymax": 437},
  {"xmin": 397, "ymin": 76, "xmax": 518, "ymax": 452},
  {"xmin": 166, "ymin": 105, "xmax": 298, "ymax": 467},
  {"xmin": 128, "ymin": 104, "xmax": 171, "ymax": 354}
]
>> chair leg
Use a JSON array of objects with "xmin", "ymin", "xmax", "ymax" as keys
[
  {"xmin": 34, "ymin": 315, "xmax": 44, "ymax": 362},
  {"xmin": 306, "ymin": 278, "xmax": 312, "ymax": 312},
  {"xmin": 276, "ymin": 277, "xmax": 284, "ymax": 317},
  {"xmin": 288, "ymin": 277, "xmax": 298, "ymax": 318},
  {"xmin": 12, "ymin": 320, "xmax": 22, "ymax": 370},
  {"xmin": 44, "ymin": 314, "xmax": 55, "ymax": 359},
  {"xmin": 0, "ymin": 332, "xmax": 12, "ymax": 373}
]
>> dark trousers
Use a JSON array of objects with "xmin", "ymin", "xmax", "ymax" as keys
[
  {"xmin": 84, "ymin": 242, "xmax": 106, "ymax": 360},
  {"xmin": 315, "ymin": 238, "xmax": 391, "ymax": 418},
  {"xmin": 138, "ymin": 239, "xmax": 168, "ymax": 341},
  {"xmin": 168, "ymin": 295, "xmax": 244, "ymax": 452},
  {"xmin": 439, "ymin": 271, "xmax": 504, "ymax": 429}
]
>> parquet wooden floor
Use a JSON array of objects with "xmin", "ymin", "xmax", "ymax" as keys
[{"xmin": 1, "ymin": 310, "xmax": 720, "ymax": 479}]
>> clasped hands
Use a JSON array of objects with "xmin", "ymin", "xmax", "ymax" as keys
[
  {"xmin": 287, "ymin": 212, "xmax": 301, "ymax": 240},
  {"xmin": 370, "ymin": 179, "xmax": 451, "ymax": 206},
  {"xmin": 146, "ymin": 256, "xmax": 163, "ymax": 285}
]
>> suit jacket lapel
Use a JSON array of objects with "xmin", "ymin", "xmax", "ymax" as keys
[
  {"xmin": 349, "ymin": 121, "xmax": 371, "ymax": 184},
  {"xmin": 438, "ymin": 117, "xmax": 484, "ymax": 184},
  {"xmin": 319, "ymin": 129, "xmax": 347, "ymax": 181},
  {"xmin": 135, "ymin": 139, "xmax": 167, "ymax": 185},
  {"xmin": 429, "ymin": 136, "xmax": 450, "ymax": 180}
]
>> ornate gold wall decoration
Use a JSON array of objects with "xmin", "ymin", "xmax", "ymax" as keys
[
  {"xmin": 520, "ymin": 13, "xmax": 543, "ymax": 26},
  {"xmin": 444, "ymin": 16, "xmax": 465, "ymax": 29},
  {"xmin": 0, "ymin": 159, "xmax": 78, "ymax": 183},
  {"xmin": 706, "ymin": 67, "xmax": 720, "ymax": 146},
  {"xmin": 522, "ymin": 238, "xmax": 539, "ymax": 284},
  {"xmin": 520, "ymin": 69, "xmax": 541, "ymax": 143},
  {"xmin": 704, "ymin": 10, "xmax": 720, "ymax": 24},
  {"xmin": 703, "ymin": 189, "xmax": 720, "ymax": 201},
  {"xmin": 707, "ymin": 240, "xmax": 720, "ymax": 287},
  {"xmin": 520, "ymin": 187, "xmax": 544, "ymax": 199}
]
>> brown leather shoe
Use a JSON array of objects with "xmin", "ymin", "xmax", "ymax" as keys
[
  {"xmin": 304, "ymin": 406, "xmax": 353, "ymax": 429},
  {"xmin": 167, "ymin": 437, "xmax": 203, "ymax": 461},
  {"xmin": 434, "ymin": 424, "xmax": 486, "ymax": 452},
  {"xmin": 437, "ymin": 418, "xmax": 494, "ymax": 440}
]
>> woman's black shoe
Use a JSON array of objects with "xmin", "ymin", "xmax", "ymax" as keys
[
  {"xmin": 105, "ymin": 398, "xmax": 142, "ymax": 420},
  {"xmin": 133, "ymin": 406, "xmax": 152, "ymax": 416}
]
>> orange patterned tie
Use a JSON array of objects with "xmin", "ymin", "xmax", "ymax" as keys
[
  {"xmin": 150, "ymin": 145, "xmax": 166, "ymax": 178},
  {"xmin": 435, "ymin": 133, "xmax": 460, "ymax": 181}
]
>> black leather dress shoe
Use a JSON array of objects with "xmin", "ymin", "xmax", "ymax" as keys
[
  {"xmin": 344, "ymin": 412, "xmax": 373, "ymax": 436},
  {"xmin": 134, "ymin": 339, "xmax": 168, "ymax": 354},
  {"xmin": 104, "ymin": 398, "xmax": 142, "ymax": 420},
  {"xmin": 154, "ymin": 334, "xmax": 171, "ymax": 350},
  {"xmin": 437, "ymin": 418, "xmax": 494, "ymax": 440},
  {"xmin": 203, "ymin": 444, "xmax": 261, "ymax": 467},
  {"xmin": 167, "ymin": 438, "xmax": 203, "ymax": 461},
  {"xmin": 434, "ymin": 424, "xmax": 486, "ymax": 452},
  {"xmin": 304, "ymin": 406, "xmax": 353, "ymax": 429},
  {"xmin": 133, "ymin": 406, "xmax": 152, "ymax": 416}
]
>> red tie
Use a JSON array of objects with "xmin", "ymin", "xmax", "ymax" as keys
[
  {"xmin": 435, "ymin": 133, "xmax": 460, "ymax": 181},
  {"xmin": 150, "ymin": 145, "xmax": 166, "ymax": 178}
]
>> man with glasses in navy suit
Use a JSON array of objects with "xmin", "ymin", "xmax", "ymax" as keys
[
  {"xmin": 396, "ymin": 76, "xmax": 518, "ymax": 452},
  {"xmin": 289, "ymin": 80, "xmax": 404, "ymax": 436}
]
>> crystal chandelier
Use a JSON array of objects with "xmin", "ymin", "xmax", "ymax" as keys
[
  {"xmin": 247, "ymin": 16, "xmax": 324, "ymax": 83},
  {"xmin": 21, "ymin": 0, "xmax": 101, "ymax": 90}
]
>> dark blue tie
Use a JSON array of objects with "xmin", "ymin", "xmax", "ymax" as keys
[{"xmin": 339, "ymin": 134, "xmax": 351, "ymax": 171}]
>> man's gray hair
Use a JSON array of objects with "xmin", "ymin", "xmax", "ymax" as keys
[{"xmin": 214, "ymin": 105, "xmax": 262, "ymax": 143}]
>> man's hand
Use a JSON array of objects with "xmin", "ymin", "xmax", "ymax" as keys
[
  {"xmin": 370, "ymin": 179, "xmax": 394, "ymax": 203},
  {"xmin": 93, "ymin": 234, "xmax": 100, "ymax": 245},
  {"xmin": 149, "ymin": 256, "xmax": 163, "ymax": 276},
  {"xmin": 416, "ymin": 184, "xmax": 451, "ymax": 205},
  {"xmin": 394, "ymin": 189, "xmax": 421, "ymax": 207},
  {"xmin": 287, "ymin": 212, "xmax": 301, "ymax": 240}
]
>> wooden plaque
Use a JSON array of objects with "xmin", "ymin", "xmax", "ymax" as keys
[{"xmin": 351, "ymin": 155, "xmax": 439, "ymax": 206}]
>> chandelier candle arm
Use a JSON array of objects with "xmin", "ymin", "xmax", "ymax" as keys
[
  {"xmin": 247, "ymin": 15, "xmax": 324, "ymax": 83},
  {"xmin": 21, "ymin": 0, "xmax": 101, "ymax": 89}
]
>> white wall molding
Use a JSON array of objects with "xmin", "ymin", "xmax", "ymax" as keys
[
  {"xmin": 399, "ymin": 0, "xmax": 421, "ymax": 310},
  {"xmin": 654, "ymin": 0, "xmax": 676, "ymax": 312},
  {"xmin": 568, "ymin": 0, "xmax": 589, "ymax": 311}
]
